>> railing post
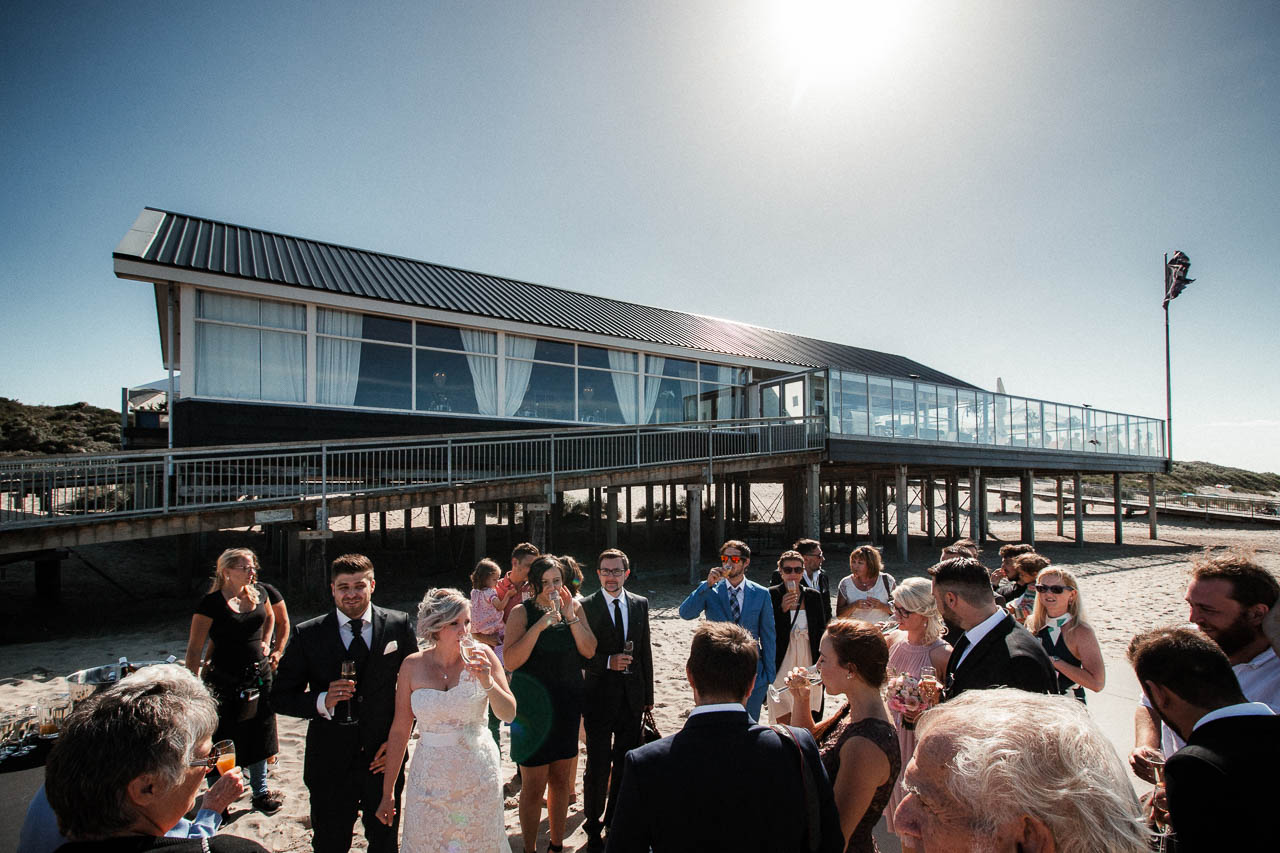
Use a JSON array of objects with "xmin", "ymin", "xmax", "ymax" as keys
[
  {"xmin": 446, "ymin": 438, "xmax": 453, "ymax": 484},
  {"xmin": 549, "ymin": 433, "xmax": 556, "ymax": 502},
  {"xmin": 163, "ymin": 453, "xmax": 172, "ymax": 514},
  {"xmin": 636, "ymin": 426, "xmax": 641, "ymax": 469},
  {"xmin": 707, "ymin": 422, "xmax": 714, "ymax": 486}
]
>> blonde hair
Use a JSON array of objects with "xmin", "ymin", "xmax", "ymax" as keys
[
  {"xmin": 891, "ymin": 577, "xmax": 945, "ymax": 644},
  {"xmin": 416, "ymin": 587, "xmax": 468, "ymax": 648},
  {"xmin": 1025, "ymin": 566, "xmax": 1088, "ymax": 634},
  {"xmin": 212, "ymin": 548, "xmax": 261, "ymax": 606}
]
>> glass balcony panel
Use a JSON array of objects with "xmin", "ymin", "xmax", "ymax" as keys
[
  {"xmin": 916, "ymin": 384, "xmax": 937, "ymax": 440},
  {"xmin": 956, "ymin": 390, "xmax": 977, "ymax": 442},
  {"xmin": 841, "ymin": 373, "xmax": 869, "ymax": 435},
  {"xmin": 1028, "ymin": 400, "xmax": 1043, "ymax": 448},
  {"xmin": 977, "ymin": 392, "xmax": 995, "ymax": 444},
  {"xmin": 892, "ymin": 379, "xmax": 916, "ymax": 438},
  {"xmin": 869, "ymin": 376, "xmax": 894, "ymax": 437},
  {"xmin": 1009, "ymin": 398, "xmax": 1027, "ymax": 447},
  {"xmin": 937, "ymin": 386, "xmax": 958, "ymax": 442}
]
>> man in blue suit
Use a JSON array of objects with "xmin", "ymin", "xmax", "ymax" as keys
[
  {"xmin": 606, "ymin": 622, "xmax": 842, "ymax": 853},
  {"xmin": 678, "ymin": 539, "xmax": 776, "ymax": 720}
]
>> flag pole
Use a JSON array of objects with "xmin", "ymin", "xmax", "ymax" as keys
[{"xmin": 1164, "ymin": 253, "xmax": 1173, "ymax": 465}]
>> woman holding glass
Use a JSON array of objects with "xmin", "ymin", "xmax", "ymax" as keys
[
  {"xmin": 1025, "ymin": 565, "xmax": 1105, "ymax": 702},
  {"xmin": 882, "ymin": 578, "xmax": 951, "ymax": 853},
  {"xmin": 786, "ymin": 619, "xmax": 900, "ymax": 853},
  {"xmin": 836, "ymin": 546, "xmax": 895, "ymax": 622},
  {"xmin": 503, "ymin": 555, "xmax": 597, "ymax": 853},
  {"xmin": 767, "ymin": 550, "xmax": 828, "ymax": 724},
  {"xmin": 184, "ymin": 548, "xmax": 282, "ymax": 815},
  {"xmin": 375, "ymin": 588, "xmax": 516, "ymax": 852}
]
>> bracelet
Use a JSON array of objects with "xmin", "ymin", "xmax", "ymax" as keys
[
  {"xmin": 565, "ymin": 618, "xmax": 580, "ymax": 625},
  {"xmin": 482, "ymin": 681, "xmax": 497, "ymax": 691}
]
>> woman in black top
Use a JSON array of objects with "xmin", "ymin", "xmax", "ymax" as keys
[
  {"xmin": 184, "ymin": 548, "xmax": 283, "ymax": 814},
  {"xmin": 1025, "ymin": 565, "xmax": 1105, "ymax": 702}
]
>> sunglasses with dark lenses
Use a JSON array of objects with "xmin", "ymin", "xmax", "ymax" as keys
[
  {"xmin": 1034, "ymin": 584, "xmax": 1074, "ymax": 595},
  {"xmin": 779, "ymin": 565, "xmax": 804, "ymax": 575},
  {"xmin": 720, "ymin": 555, "xmax": 744, "ymax": 564}
]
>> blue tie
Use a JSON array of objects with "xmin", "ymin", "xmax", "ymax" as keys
[{"xmin": 730, "ymin": 587, "xmax": 741, "ymax": 623}]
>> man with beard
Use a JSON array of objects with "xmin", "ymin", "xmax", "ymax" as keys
[
  {"xmin": 1130, "ymin": 550, "xmax": 1280, "ymax": 781},
  {"xmin": 929, "ymin": 557, "xmax": 1055, "ymax": 700}
]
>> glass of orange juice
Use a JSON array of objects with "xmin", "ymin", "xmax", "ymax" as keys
[{"xmin": 213, "ymin": 739, "xmax": 236, "ymax": 775}]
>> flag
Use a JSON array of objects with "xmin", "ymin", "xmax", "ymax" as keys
[{"xmin": 1163, "ymin": 251, "xmax": 1194, "ymax": 308}]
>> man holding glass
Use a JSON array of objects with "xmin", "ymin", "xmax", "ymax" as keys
[
  {"xmin": 679, "ymin": 540, "xmax": 776, "ymax": 721},
  {"xmin": 581, "ymin": 548, "xmax": 654, "ymax": 852},
  {"xmin": 272, "ymin": 554, "xmax": 417, "ymax": 853}
]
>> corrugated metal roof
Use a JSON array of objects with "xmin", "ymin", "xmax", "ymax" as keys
[{"xmin": 118, "ymin": 208, "xmax": 980, "ymax": 389}]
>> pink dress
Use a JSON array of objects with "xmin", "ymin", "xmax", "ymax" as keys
[
  {"xmin": 470, "ymin": 588, "xmax": 504, "ymax": 637},
  {"xmin": 884, "ymin": 636, "xmax": 948, "ymax": 834}
]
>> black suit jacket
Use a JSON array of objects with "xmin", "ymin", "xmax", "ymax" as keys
[
  {"xmin": 270, "ymin": 605, "xmax": 417, "ymax": 787},
  {"xmin": 606, "ymin": 710, "xmax": 843, "ymax": 853},
  {"xmin": 769, "ymin": 568, "xmax": 833, "ymax": 623},
  {"xmin": 768, "ymin": 583, "xmax": 827, "ymax": 671},
  {"xmin": 581, "ymin": 589, "xmax": 655, "ymax": 714},
  {"xmin": 1165, "ymin": 713, "xmax": 1280, "ymax": 851},
  {"xmin": 944, "ymin": 613, "xmax": 1055, "ymax": 700}
]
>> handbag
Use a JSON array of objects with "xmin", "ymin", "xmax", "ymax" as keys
[{"xmin": 641, "ymin": 708, "xmax": 662, "ymax": 744}]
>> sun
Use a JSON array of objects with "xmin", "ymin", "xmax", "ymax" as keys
[{"xmin": 771, "ymin": 0, "xmax": 921, "ymax": 97}]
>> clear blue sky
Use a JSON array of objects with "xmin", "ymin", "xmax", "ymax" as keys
[{"xmin": 2, "ymin": 1, "xmax": 1277, "ymax": 473}]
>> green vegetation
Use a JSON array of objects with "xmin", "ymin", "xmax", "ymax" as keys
[
  {"xmin": 1085, "ymin": 460, "xmax": 1280, "ymax": 497},
  {"xmin": 0, "ymin": 397, "xmax": 121, "ymax": 456}
]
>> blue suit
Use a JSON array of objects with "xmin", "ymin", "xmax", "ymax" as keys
[{"xmin": 678, "ymin": 579, "xmax": 776, "ymax": 719}]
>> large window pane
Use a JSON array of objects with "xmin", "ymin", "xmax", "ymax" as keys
[
  {"xmin": 326, "ymin": 341, "xmax": 410, "ymax": 409},
  {"xmin": 937, "ymin": 386, "xmax": 957, "ymax": 442},
  {"xmin": 512, "ymin": 362, "xmax": 574, "ymax": 420},
  {"xmin": 199, "ymin": 292, "xmax": 304, "ymax": 330},
  {"xmin": 1009, "ymin": 398, "xmax": 1027, "ymax": 447},
  {"xmin": 810, "ymin": 374, "xmax": 827, "ymax": 422},
  {"xmin": 916, "ymin": 384, "xmax": 937, "ymax": 440},
  {"xmin": 976, "ymin": 393, "xmax": 995, "ymax": 444},
  {"xmin": 869, "ymin": 377, "xmax": 893, "ymax": 436},
  {"xmin": 841, "ymin": 373, "xmax": 868, "ymax": 435},
  {"xmin": 415, "ymin": 350, "xmax": 488, "ymax": 414},
  {"xmin": 578, "ymin": 367, "xmax": 624, "ymax": 424},
  {"xmin": 1027, "ymin": 401, "xmax": 1043, "ymax": 448},
  {"xmin": 700, "ymin": 384, "xmax": 743, "ymax": 420},
  {"xmin": 761, "ymin": 384, "xmax": 781, "ymax": 419},
  {"xmin": 892, "ymin": 379, "xmax": 916, "ymax": 438},
  {"xmin": 956, "ymin": 390, "xmax": 976, "ymax": 442},
  {"xmin": 418, "ymin": 322, "xmax": 465, "ymax": 350},
  {"xmin": 655, "ymin": 357, "xmax": 697, "ymax": 379},
  {"xmin": 647, "ymin": 376, "xmax": 698, "ymax": 423},
  {"xmin": 317, "ymin": 309, "xmax": 409, "ymax": 343}
]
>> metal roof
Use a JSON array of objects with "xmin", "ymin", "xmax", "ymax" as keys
[{"xmin": 116, "ymin": 208, "xmax": 979, "ymax": 389}]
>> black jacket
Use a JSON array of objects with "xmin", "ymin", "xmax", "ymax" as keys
[
  {"xmin": 768, "ymin": 583, "xmax": 828, "ymax": 672},
  {"xmin": 943, "ymin": 613, "xmax": 1055, "ymax": 700}
]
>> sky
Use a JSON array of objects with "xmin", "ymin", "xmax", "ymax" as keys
[{"xmin": 1, "ymin": 1, "xmax": 1277, "ymax": 472}]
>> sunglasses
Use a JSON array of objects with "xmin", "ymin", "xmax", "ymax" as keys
[
  {"xmin": 720, "ymin": 555, "xmax": 744, "ymax": 564},
  {"xmin": 779, "ymin": 566, "xmax": 804, "ymax": 575},
  {"xmin": 1034, "ymin": 584, "xmax": 1074, "ymax": 595}
]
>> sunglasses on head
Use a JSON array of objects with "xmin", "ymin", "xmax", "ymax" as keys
[
  {"xmin": 720, "ymin": 555, "xmax": 744, "ymax": 564},
  {"xmin": 1034, "ymin": 584, "xmax": 1074, "ymax": 595}
]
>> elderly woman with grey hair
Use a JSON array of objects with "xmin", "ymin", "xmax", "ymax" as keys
[
  {"xmin": 44, "ymin": 664, "xmax": 266, "ymax": 851},
  {"xmin": 894, "ymin": 689, "xmax": 1151, "ymax": 853}
]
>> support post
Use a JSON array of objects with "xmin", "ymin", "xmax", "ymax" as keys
[
  {"xmin": 687, "ymin": 485, "xmax": 703, "ymax": 585},
  {"xmin": 925, "ymin": 477, "xmax": 936, "ymax": 545},
  {"xmin": 1021, "ymin": 469, "xmax": 1035, "ymax": 545},
  {"xmin": 1056, "ymin": 477, "xmax": 1065, "ymax": 537},
  {"xmin": 1148, "ymin": 473, "xmax": 1158, "ymax": 540},
  {"xmin": 978, "ymin": 469, "xmax": 989, "ymax": 542},
  {"xmin": 526, "ymin": 502, "xmax": 547, "ymax": 553},
  {"xmin": 34, "ymin": 551, "xmax": 64, "ymax": 604},
  {"xmin": 896, "ymin": 465, "xmax": 909, "ymax": 563},
  {"xmin": 606, "ymin": 487, "xmax": 619, "ymax": 548},
  {"xmin": 403, "ymin": 508, "xmax": 412, "ymax": 547},
  {"xmin": 645, "ymin": 485, "xmax": 654, "ymax": 546},
  {"xmin": 968, "ymin": 468, "xmax": 981, "ymax": 542},
  {"xmin": 473, "ymin": 503, "xmax": 487, "ymax": 564},
  {"xmin": 806, "ymin": 463, "xmax": 821, "ymax": 541},
  {"xmin": 1073, "ymin": 472, "xmax": 1084, "ymax": 547},
  {"xmin": 379, "ymin": 511, "xmax": 388, "ymax": 548},
  {"xmin": 1113, "ymin": 472, "xmax": 1124, "ymax": 545},
  {"xmin": 715, "ymin": 482, "xmax": 726, "ymax": 546},
  {"xmin": 741, "ymin": 483, "xmax": 751, "ymax": 533}
]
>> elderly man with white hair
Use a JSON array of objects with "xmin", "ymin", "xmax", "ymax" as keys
[
  {"xmin": 44, "ymin": 664, "xmax": 266, "ymax": 852},
  {"xmin": 893, "ymin": 689, "xmax": 1150, "ymax": 853}
]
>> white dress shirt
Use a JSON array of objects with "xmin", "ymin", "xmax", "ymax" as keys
[
  {"xmin": 1192, "ymin": 701, "xmax": 1275, "ymax": 732},
  {"xmin": 954, "ymin": 609, "xmax": 1008, "ymax": 670},
  {"xmin": 317, "ymin": 604, "xmax": 374, "ymax": 718},
  {"xmin": 689, "ymin": 702, "xmax": 747, "ymax": 717},
  {"xmin": 603, "ymin": 589, "xmax": 629, "ymax": 639},
  {"xmin": 1147, "ymin": 646, "xmax": 1280, "ymax": 755}
]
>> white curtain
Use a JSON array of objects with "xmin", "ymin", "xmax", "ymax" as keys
[
  {"xmin": 608, "ymin": 350, "xmax": 640, "ymax": 424},
  {"xmin": 503, "ymin": 336, "xmax": 536, "ymax": 416},
  {"xmin": 317, "ymin": 309, "xmax": 363, "ymax": 405},
  {"xmin": 641, "ymin": 356, "xmax": 665, "ymax": 424},
  {"xmin": 260, "ymin": 331, "xmax": 306, "ymax": 402},
  {"xmin": 195, "ymin": 323, "xmax": 260, "ymax": 399},
  {"xmin": 460, "ymin": 330, "xmax": 498, "ymax": 416}
]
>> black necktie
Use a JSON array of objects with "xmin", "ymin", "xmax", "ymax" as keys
[
  {"xmin": 347, "ymin": 617, "xmax": 370, "ymax": 667},
  {"xmin": 612, "ymin": 598, "xmax": 626, "ymax": 650},
  {"xmin": 947, "ymin": 633, "xmax": 970, "ymax": 684}
]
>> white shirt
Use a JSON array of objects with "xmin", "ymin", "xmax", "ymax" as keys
[
  {"xmin": 954, "ymin": 609, "xmax": 1008, "ymax": 670},
  {"xmin": 781, "ymin": 584, "xmax": 809, "ymax": 634},
  {"xmin": 726, "ymin": 579, "xmax": 745, "ymax": 613},
  {"xmin": 1146, "ymin": 646, "xmax": 1280, "ymax": 755},
  {"xmin": 317, "ymin": 605, "xmax": 374, "ymax": 718},
  {"xmin": 1192, "ymin": 701, "xmax": 1275, "ymax": 732},
  {"xmin": 603, "ymin": 589, "xmax": 629, "ymax": 639},
  {"xmin": 689, "ymin": 702, "xmax": 747, "ymax": 717}
]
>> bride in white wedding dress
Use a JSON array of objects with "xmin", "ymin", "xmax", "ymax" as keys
[{"xmin": 377, "ymin": 588, "xmax": 518, "ymax": 853}]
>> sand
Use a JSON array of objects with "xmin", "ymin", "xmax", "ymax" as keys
[{"xmin": 2, "ymin": 505, "xmax": 1278, "ymax": 852}]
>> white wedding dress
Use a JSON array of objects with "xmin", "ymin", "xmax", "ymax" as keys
[{"xmin": 399, "ymin": 677, "xmax": 511, "ymax": 852}]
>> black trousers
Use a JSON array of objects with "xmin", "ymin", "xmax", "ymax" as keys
[
  {"xmin": 308, "ymin": 764, "xmax": 404, "ymax": 853},
  {"xmin": 582, "ymin": 689, "xmax": 643, "ymax": 834}
]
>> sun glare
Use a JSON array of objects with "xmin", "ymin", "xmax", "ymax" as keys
[{"xmin": 772, "ymin": 0, "xmax": 920, "ymax": 100}]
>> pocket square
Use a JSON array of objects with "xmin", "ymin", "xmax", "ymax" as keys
[{"xmin": 383, "ymin": 640, "xmax": 398, "ymax": 654}]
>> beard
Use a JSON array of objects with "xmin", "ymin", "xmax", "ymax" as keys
[
  {"xmin": 1202, "ymin": 615, "xmax": 1256, "ymax": 657},
  {"xmin": 938, "ymin": 598, "xmax": 962, "ymax": 631}
]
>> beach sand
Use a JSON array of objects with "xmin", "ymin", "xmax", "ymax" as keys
[{"xmin": 3, "ymin": 504, "xmax": 1277, "ymax": 852}]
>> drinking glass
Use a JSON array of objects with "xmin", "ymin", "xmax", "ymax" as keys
[
  {"xmin": 622, "ymin": 640, "xmax": 635, "ymax": 674},
  {"xmin": 38, "ymin": 694, "xmax": 72, "ymax": 739},
  {"xmin": 213, "ymin": 739, "xmax": 237, "ymax": 775},
  {"xmin": 11, "ymin": 709, "xmax": 37, "ymax": 757},
  {"xmin": 0, "ymin": 714, "xmax": 16, "ymax": 761},
  {"xmin": 337, "ymin": 660, "xmax": 359, "ymax": 726},
  {"xmin": 919, "ymin": 666, "xmax": 941, "ymax": 706},
  {"xmin": 767, "ymin": 665, "xmax": 822, "ymax": 703}
]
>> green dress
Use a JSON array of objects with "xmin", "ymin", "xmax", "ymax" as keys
[{"xmin": 509, "ymin": 599, "xmax": 584, "ymax": 766}]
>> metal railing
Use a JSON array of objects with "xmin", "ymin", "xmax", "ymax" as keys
[{"xmin": 0, "ymin": 417, "xmax": 825, "ymax": 530}]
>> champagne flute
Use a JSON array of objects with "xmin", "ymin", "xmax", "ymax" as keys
[
  {"xmin": 338, "ymin": 660, "xmax": 359, "ymax": 726},
  {"xmin": 622, "ymin": 640, "xmax": 635, "ymax": 674},
  {"xmin": 767, "ymin": 664, "xmax": 822, "ymax": 703},
  {"xmin": 919, "ymin": 666, "xmax": 941, "ymax": 706}
]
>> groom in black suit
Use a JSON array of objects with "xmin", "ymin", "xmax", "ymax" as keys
[
  {"xmin": 272, "ymin": 554, "xmax": 418, "ymax": 853},
  {"xmin": 580, "ymin": 548, "xmax": 654, "ymax": 851},
  {"xmin": 1128, "ymin": 626, "xmax": 1280, "ymax": 850},
  {"xmin": 607, "ymin": 622, "xmax": 843, "ymax": 853},
  {"xmin": 930, "ymin": 557, "xmax": 1054, "ymax": 700}
]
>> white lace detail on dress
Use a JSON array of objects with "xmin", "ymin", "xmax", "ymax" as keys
[{"xmin": 399, "ymin": 677, "xmax": 510, "ymax": 853}]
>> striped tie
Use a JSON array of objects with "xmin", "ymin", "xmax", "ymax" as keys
[{"xmin": 730, "ymin": 587, "xmax": 741, "ymax": 623}]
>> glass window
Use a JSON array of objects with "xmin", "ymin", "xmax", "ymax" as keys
[
  {"xmin": 578, "ymin": 367, "xmax": 624, "ymax": 424},
  {"xmin": 415, "ymin": 350, "xmax": 490, "ymax": 414},
  {"xmin": 324, "ymin": 341, "xmax": 410, "ymax": 410},
  {"xmin": 1027, "ymin": 400, "xmax": 1043, "ymax": 448},
  {"xmin": 647, "ymin": 376, "xmax": 698, "ymax": 424},
  {"xmin": 937, "ymin": 386, "xmax": 957, "ymax": 442},
  {"xmin": 976, "ymin": 393, "xmax": 995, "ymax": 445},
  {"xmin": 317, "ymin": 308, "xmax": 410, "ymax": 343},
  {"xmin": 418, "ymin": 322, "xmax": 465, "ymax": 351},
  {"xmin": 781, "ymin": 380, "xmax": 806, "ymax": 419},
  {"xmin": 577, "ymin": 346, "xmax": 636, "ymax": 372},
  {"xmin": 701, "ymin": 363, "xmax": 740, "ymax": 384},
  {"xmin": 892, "ymin": 379, "xmax": 916, "ymax": 438},
  {"xmin": 761, "ymin": 384, "xmax": 781, "ymax": 419},
  {"xmin": 956, "ymin": 390, "xmax": 977, "ymax": 442},
  {"xmin": 916, "ymin": 384, "xmax": 937, "ymax": 440},
  {"xmin": 869, "ymin": 377, "xmax": 893, "ymax": 437},
  {"xmin": 511, "ymin": 362, "xmax": 574, "ymax": 420},
  {"xmin": 810, "ymin": 374, "xmax": 827, "ymax": 421},
  {"xmin": 198, "ymin": 291, "xmax": 305, "ymax": 330},
  {"xmin": 195, "ymin": 292, "xmax": 305, "ymax": 403},
  {"xmin": 699, "ymin": 384, "xmax": 744, "ymax": 421},
  {"xmin": 826, "ymin": 372, "xmax": 841, "ymax": 433},
  {"xmin": 507, "ymin": 335, "xmax": 573, "ymax": 364},
  {"xmin": 653, "ymin": 356, "xmax": 697, "ymax": 379},
  {"xmin": 840, "ymin": 373, "xmax": 868, "ymax": 435}
]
